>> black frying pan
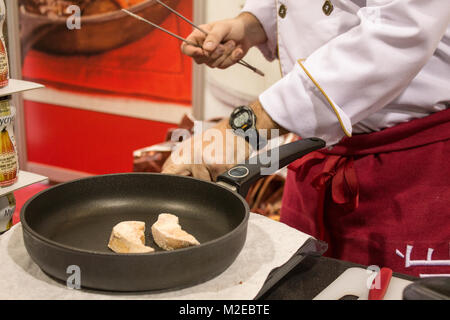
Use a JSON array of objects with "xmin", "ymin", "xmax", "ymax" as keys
[{"xmin": 20, "ymin": 138, "xmax": 325, "ymax": 292}]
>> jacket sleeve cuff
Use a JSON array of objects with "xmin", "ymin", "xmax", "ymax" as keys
[
  {"xmin": 259, "ymin": 62, "xmax": 353, "ymax": 146},
  {"xmin": 241, "ymin": 1, "xmax": 278, "ymax": 61}
]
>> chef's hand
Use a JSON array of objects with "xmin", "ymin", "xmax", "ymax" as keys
[
  {"xmin": 182, "ymin": 12, "xmax": 267, "ymax": 69},
  {"xmin": 161, "ymin": 120, "xmax": 252, "ymax": 181},
  {"xmin": 162, "ymin": 101, "xmax": 288, "ymax": 181}
]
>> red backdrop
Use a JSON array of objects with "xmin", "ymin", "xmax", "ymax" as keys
[
  {"xmin": 24, "ymin": 101, "xmax": 175, "ymax": 174},
  {"xmin": 21, "ymin": 0, "xmax": 192, "ymax": 175}
]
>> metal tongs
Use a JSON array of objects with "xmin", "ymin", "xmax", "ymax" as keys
[{"xmin": 122, "ymin": 0, "xmax": 264, "ymax": 77}]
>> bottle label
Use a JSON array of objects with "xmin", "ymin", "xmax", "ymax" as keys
[
  {"xmin": 0, "ymin": 35, "xmax": 8, "ymax": 88},
  {"xmin": 0, "ymin": 107, "xmax": 18, "ymax": 187},
  {"xmin": 0, "ymin": 193, "xmax": 15, "ymax": 233},
  {"xmin": 0, "ymin": 98, "xmax": 11, "ymax": 117}
]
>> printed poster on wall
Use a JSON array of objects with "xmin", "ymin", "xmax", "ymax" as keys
[{"xmin": 18, "ymin": 0, "xmax": 193, "ymax": 175}]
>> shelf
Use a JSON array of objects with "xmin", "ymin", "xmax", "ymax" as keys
[
  {"xmin": 0, "ymin": 171, "xmax": 48, "ymax": 197},
  {"xmin": 0, "ymin": 79, "xmax": 44, "ymax": 98},
  {"xmin": 0, "ymin": 80, "xmax": 47, "ymax": 196}
]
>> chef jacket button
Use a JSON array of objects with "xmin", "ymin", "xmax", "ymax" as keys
[
  {"xmin": 322, "ymin": 0, "xmax": 334, "ymax": 16},
  {"xmin": 279, "ymin": 4, "xmax": 287, "ymax": 19}
]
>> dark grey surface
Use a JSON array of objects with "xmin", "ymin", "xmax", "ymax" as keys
[
  {"xmin": 260, "ymin": 256, "xmax": 419, "ymax": 300},
  {"xmin": 403, "ymin": 277, "xmax": 450, "ymax": 300},
  {"xmin": 255, "ymin": 238, "xmax": 328, "ymax": 299}
]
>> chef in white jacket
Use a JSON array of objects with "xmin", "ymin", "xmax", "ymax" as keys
[{"xmin": 163, "ymin": 0, "xmax": 450, "ymax": 276}]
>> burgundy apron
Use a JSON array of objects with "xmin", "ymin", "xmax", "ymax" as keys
[{"xmin": 282, "ymin": 108, "xmax": 450, "ymax": 277}]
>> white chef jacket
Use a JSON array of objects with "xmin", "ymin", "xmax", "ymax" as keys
[{"xmin": 242, "ymin": 0, "xmax": 450, "ymax": 145}]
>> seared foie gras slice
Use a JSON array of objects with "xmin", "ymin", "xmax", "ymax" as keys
[
  {"xmin": 108, "ymin": 221, "xmax": 154, "ymax": 254},
  {"xmin": 151, "ymin": 214, "xmax": 200, "ymax": 251}
]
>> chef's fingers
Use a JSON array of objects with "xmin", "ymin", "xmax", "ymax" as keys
[
  {"xmin": 181, "ymin": 43, "xmax": 204, "ymax": 59},
  {"xmin": 181, "ymin": 43, "xmax": 203, "ymax": 59},
  {"xmin": 208, "ymin": 43, "xmax": 227, "ymax": 61},
  {"xmin": 162, "ymin": 166, "xmax": 192, "ymax": 177},
  {"xmin": 218, "ymin": 47, "xmax": 245, "ymax": 69},
  {"xmin": 191, "ymin": 165, "xmax": 213, "ymax": 181},
  {"xmin": 182, "ymin": 40, "xmax": 208, "ymax": 65},
  {"xmin": 161, "ymin": 159, "xmax": 192, "ymax": 177},
  {"xmin": 203, "ymin": 22, "xmax": 232, "ymax": 53},
  {"xmin": 181, "ymin": 26, "xmax": 210, "ymax": 58},
  {"xmin": 210, "ymin": 40, "xmax": 236, "ymax": 69},
  {"xmin": 192, "ymin": 52, "xmax": 209, "ymax": 65}
]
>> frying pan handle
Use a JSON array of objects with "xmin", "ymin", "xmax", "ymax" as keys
[{"xmin": 216, "ymin": 137, "xmax": 326, "ymax": 197}]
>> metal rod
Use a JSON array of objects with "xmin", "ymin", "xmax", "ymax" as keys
[
  {"xmin": 122, "ymin": 8, "xmax": 264, "ymax": 77},
  {"xmin": 154, "ymin": 0, "xmax": 208, "ymax": 35},
  {"xmin": 121, "ymin": 9, "xmax": 198, "ymax": 46},
  {"xmin": 153, "ymin": 0, "xmax": 264, "ymax": 77}
]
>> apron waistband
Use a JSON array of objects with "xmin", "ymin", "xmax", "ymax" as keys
[{"xmin": 325, "ymin": 108, "xmax": 450, "ymax": 156}]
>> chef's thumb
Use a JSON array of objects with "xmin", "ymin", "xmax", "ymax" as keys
[{"xmin": 203, "ymin": 23, "xmax": 229, "ymax": 52}]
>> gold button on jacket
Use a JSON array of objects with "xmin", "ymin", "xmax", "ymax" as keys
[
  {"xmin": 279, "ymin": 4, "xmax": 287, "ymax": 18},
  {"xmin": 322, "ymin": 0, "xmax": 334, "ymax": 16}
]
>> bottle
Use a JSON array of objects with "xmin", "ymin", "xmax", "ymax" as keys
[
  {"xmin": 0, "ymin": 0, "xmax": 9, "ymax": 88},
  {"xmin": 0, "ymin": 94, "xmax": 11, "ymax": 116},
  {"xmin": 0, "ymin": 96, "xmax": 18, "ymax": 187},
  {"xmin": 0, "ymin": 192, "xmax": 15, "ymax": 235}
]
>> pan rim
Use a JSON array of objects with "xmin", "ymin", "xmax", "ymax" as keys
[{"xmin": 20, "ymin": 173, "xmax": 250, "ymax": 257}]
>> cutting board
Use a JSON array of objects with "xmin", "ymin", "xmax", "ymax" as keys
[{"xmin": 313, "ymin": 267, "xmax": 413, "ymax": 300}]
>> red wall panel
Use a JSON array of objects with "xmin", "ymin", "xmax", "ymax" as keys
[
  {"xmin": 24, "ymin": 101, "xmax": 176, "ymax": 174},
  {"xmin": 22, "ymin": 0, "xmax": 193, "ymax": 104}
]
